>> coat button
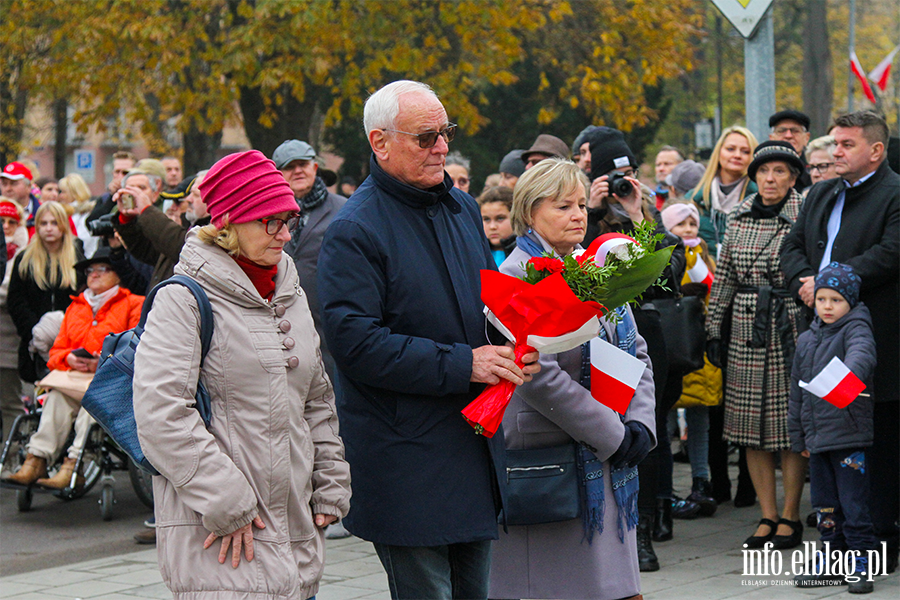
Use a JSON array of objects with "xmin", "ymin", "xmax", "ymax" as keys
[
  {"xmin": 283, "ymin": 337, "xmax": 295, "ymax": 349},
  {"xmin": 287, "ymin": 356, "xmax": 299, "ymax": 369},
  {"xmin": 817, "ymin": 240, "xmax": 826, "ymax": 249},
  {"xmin": 274, "ymin": 305, "xmax": 286, "ymax": 317},
  {"xmin": 92, "ymin": 320, "xmax": 98, "ymax": 326},
  {"xmin": 279, "ymin": 320, "xmax": 291, "ymax": 333}
]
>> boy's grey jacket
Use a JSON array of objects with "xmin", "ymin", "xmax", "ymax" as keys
[{"xmin": 789, "ymin": 303, "xmax": 876, "ymax": 454}]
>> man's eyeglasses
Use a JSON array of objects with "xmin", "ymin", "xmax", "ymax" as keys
[
  {"xmin": 774, "ymin": 126, "xmax": 807, "ymax": 136},
  {"xmin": 807, "ymin": 162, "xmax": 834, "ymax": 174},
  {"xmin": 258, "ymin": 214, "xmax": 300, "ymax": 235},
  {"xmin": 86, "ymin": 265, "xmax": 113, "ymax": 275},
  {"xmin": 382, "ymin": 124, "xmax": 457, "ymax": 149}
]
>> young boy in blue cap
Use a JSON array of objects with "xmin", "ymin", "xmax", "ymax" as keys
[{"xmin": 790, "ymin": 262, "xmax": 879, "ymax": 593}]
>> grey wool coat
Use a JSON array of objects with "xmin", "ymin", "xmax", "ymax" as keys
[
  {"xmin": 488, "ymin": 239, "xmax": 657, "ymax": 600},
  {"xmin": 789, "ymin": 303, "xmax": 876, "ymax": 454},
  {"xmin": 284, "ymin": 189, "xmax": 346, "ymax": 381}
]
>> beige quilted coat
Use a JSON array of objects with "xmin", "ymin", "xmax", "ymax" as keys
[{"xmin": 134, "ymin": 231, "xmax": 351, "ymax": 600}]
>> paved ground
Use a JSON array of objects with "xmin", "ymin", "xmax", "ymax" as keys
[{"xmin": 1, "ymin": 461, "xmax": 897, "ymax": 599}]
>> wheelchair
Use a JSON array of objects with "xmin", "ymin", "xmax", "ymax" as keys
[{"xmin": 1, "ymin": 390, "xmax": 154, "ymax": 521}]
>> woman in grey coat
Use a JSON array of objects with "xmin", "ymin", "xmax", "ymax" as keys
[{"xmin": 488, "ymin": 159, "xmax": 656, "ymax": 600}]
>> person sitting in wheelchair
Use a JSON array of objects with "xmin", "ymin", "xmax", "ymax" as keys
[{"xmin": 2, "ymin": 247, "xmax": 144, "ymax": 489}]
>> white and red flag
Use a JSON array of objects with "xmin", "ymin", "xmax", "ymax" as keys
[
  {"xmin": 850, "ymin": 51, "xmax": 878, "ymax": 104},
  {"xmin": 868, "ymin": 45, "xmax": 900, "ymax": 93},
  {"xmin": 687, "ymin": 257, "xmax": 713, "ymax": 288},
  {"xmin": 589, "ymin": 337, "xmax": 646, "ymax": 415},
  {"xmin": 799, "ymin": 356, "xmax": 866, "ymax": 409}
]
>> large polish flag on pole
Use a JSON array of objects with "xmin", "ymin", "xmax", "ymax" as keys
[
  {"xmin": 868, "ymin": 45, "xmax": 900, "ymax": 93},
  {"xmin": 799, "ymin": 356, "xmax": 866, "ymax": 409},
  {"xmin": 589, "ymin": 337, "xmax": 646, "ymax": 414},
  {"xmin": 851, "ymin": 51, "xmax": 878, "ymax": 104}
]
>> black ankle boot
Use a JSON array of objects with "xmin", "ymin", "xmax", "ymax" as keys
[
  {"xmin": 653, "ymin": 497, "xmax": 673, "ymax": 542},
  {"xmin": 687, "ymin": 477, "xmax": 717, "ymax": 517},
  {"xmin": 638, "ymin": 510, "xmax": 660, "ymax": 572}
]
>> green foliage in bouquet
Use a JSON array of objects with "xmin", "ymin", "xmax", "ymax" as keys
[{"xmin": 521, "ymin": 221, "xmax": 673, "ymax": 316}]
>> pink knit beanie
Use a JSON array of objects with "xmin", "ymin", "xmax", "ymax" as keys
[
  {"xmin": 661, "ymin": 202, "xmax": 700, "ymax": 232},
  {"xmin": 199, "ymin": 150, "xmax": 299, "ymax": 228}
]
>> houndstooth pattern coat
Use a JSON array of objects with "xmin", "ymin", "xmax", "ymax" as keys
[{"xmin": 706, "ymin": 190, "xmax": 804, "ymax": 450}]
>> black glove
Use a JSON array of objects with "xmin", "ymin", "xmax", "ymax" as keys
[
  {"xmin": 610, "ymin": 421, "xmax": 653, "ymax": 469},
  {"xmin": 707, "ymin": 338, "xmax": 722, "ymax": 369}
]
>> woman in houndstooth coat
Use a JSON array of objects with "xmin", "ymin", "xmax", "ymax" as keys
[{"xmin": 706, "ymin": 141, "xmax": 808, "ymax": 550}]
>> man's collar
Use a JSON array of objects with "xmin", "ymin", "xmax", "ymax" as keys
[
  {"xmin": 843, "ymin": 167, "xmax": 878, "ymax": 188},
  {"xmin": 369, "ymin": 154, "xmax": 458, "ymax": 211}
]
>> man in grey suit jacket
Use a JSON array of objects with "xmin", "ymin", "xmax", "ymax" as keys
[{"xmin": 273, "ymin": 140, "xmax": 347, "ymax": 385}]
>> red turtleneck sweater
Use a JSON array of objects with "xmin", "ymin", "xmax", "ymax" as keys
[{"xmin": 234, "ymin": 255, "xmax": 277, "ymax": 301}]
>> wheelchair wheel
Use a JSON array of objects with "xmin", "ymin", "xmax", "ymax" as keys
[
  {"xmin": 127, "ymin": 458, "xmax": 154, "ymax": 509},
  {"xmin": 99, "ymin": 484, "xmax": 115, "ymax": 521},
  {"xmin": 16, "ymin": 487, "xmax": 33, "ymax": 512},
  {"xmin": 61, "ymin": 425, "xmax": 104, "ymax": 500},
  {"xmin": 2, "ymin": 413, "xmax": 41, "ymax": 475}
]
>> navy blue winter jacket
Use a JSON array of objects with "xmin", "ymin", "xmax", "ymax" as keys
[
  {"xmin": 318, "ymin": 155, "xmax": 505, "ymax": 546},
  {"xmin": 789, "ymin": 303, "xmax": 876, "ymax": 454}
]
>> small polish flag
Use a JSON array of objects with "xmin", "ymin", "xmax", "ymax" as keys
[
  {"xmin": 589, "ymin": 337, "xmax": 646, "ymax": 414},
  {"xmin": 799, "ymin": 356, "xmax": 866, "ymax": 409},
  {"xmin": 583, "ymin": 233, "xmax": 638, "ymax": 266},
  {"xmin": 868, "ymin": 45, "xmax": 900, "ymax": 93},
  {"xmin": 687, "ymin": 258, "xmax": 713, "ymax": 288},
  {"xmin": 850, "ymin": 51, "xmax": 878, "ymax": 104}
]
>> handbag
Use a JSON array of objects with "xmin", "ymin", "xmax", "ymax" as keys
[
  {"xmin": 37, "ymin": 369, "xmax": 94, "ymax": 401},
  {"xmin": 648, "ymin": 295, "xmax": 706, "ymax": 376},
  {"xmin": 502, "ymin": 443, "xmax": 581, "ymax": 526},
  {"xmin": 81, "ymin": 275, "xmax": 214, "ymax": 475}
]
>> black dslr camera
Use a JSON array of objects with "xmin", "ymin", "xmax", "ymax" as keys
[
  {"xmin": 607, "ymin": 173, "xmax": 633, "ymax": 198},
  {"xmin": 87, "ymin": 213, "xmax": 116, "ymax": 237}
]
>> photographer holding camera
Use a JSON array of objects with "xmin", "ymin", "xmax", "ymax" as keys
[
  {"xmin": 584, "ymin": 126, "xmax": 687, "ymax": 572},
  {"xmin": 110, "ymin": 169, "xmax": 209, "ymax": 292}
]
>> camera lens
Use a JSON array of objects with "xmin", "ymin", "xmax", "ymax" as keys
[{"xmin": 609, "ymin": 174, "xmax": 633, "ymax": 198}]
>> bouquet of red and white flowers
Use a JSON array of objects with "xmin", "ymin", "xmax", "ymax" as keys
[{"xmin": 462, "ymin": 223, "xmax": 674, "ymax": 437}]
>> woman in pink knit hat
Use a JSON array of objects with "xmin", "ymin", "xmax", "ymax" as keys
[{"xmin": 132, "ymin": 150, "xmax": 351, "ymax": 600}]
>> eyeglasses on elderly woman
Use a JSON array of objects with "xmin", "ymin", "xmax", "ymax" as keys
[{"xmin": 258, "ymin": 213, "xmax": 300, "ymax": 235}]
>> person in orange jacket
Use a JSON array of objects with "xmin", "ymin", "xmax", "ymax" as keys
[{"xmin": 2, "ymin": 246, "xmax": 144, "ymax": 489}]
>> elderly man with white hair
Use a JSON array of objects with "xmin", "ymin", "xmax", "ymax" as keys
[{"xmin": 318, "ymin": 80, "xmax": 540, "ymax": 600}]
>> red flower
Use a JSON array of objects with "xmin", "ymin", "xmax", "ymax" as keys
[{"xmin": 528, "ymin": 256, "xmax": 564, "ymax": 274}]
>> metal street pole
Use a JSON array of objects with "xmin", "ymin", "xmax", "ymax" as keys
[
  {"xmin": 744, "ymin": 6, "xmax": 775, "ymax": 142},
  {"xmin": 848, "ymin": 0, "xmax": 856, "ymax": 112}
]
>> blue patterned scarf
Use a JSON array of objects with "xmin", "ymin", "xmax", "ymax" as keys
[
  {"xmin": 578, "ymin": 308, "xmax": 640, "ymax": 543},
  {"xmin": 517, "ymin": 231, "xmax": 640, "ymax": 543}
]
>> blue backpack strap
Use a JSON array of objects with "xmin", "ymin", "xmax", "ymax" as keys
[
  {"xmin": 139, "ymin": 274, "xmax": 215, "ymax": 427},
  {"xmin": 139, "ymin": 275, "xmax": 214, "ymax": 365}
]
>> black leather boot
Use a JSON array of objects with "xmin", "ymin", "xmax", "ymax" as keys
[
  {"xmin": 687, "ymin": 477, "xmax": 717, "ymax": 517},
  {"xmin": 638, "ymin": 510, "xmax": 660, "ymax": 572},
  {"xmin": 652, "ymin": 497, "xmax": 673, "ymax": 542}
]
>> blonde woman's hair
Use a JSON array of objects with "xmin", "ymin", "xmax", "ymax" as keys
[
  {"xmin": 59, "ymin": 173, "xmax": 94, "ymax": 215},
  {"xmin": 510, "ymin": 158, "xmax": 590, "ymax": 236},
  {"xmin": 694, "ymin": 126, "xmax": 758, "ymax": 208},
  {"xmin": 18, "ymin": 201, "xmax": 79, "ymax": 290},
  {"xmin": 197, "ymin": 215, "xmax": 240, "ymax": 256},
  {"xmin": 59, "ymin": 174, "xmax": 91, "ymax": 203}
]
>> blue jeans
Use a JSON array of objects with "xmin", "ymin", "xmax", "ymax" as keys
[
  {"xmin": 685, "ymin": 406, "xmax": 710, "ymax": 481},
  {"xmin": 373, "ymin": 540, "xmax": 492, "ymax": 600}
]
